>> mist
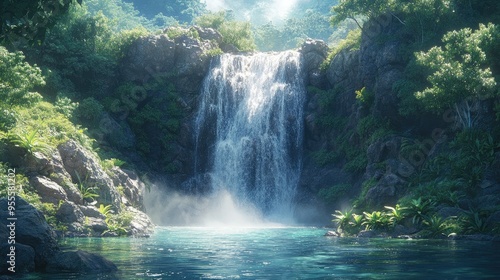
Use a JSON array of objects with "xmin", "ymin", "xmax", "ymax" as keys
[{"xmin": 144, "ymin": 186, "xmax": 281, "ymax": 227}]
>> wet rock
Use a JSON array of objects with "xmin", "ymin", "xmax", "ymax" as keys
[
  {"xmin": 365, "ymin": 172, "xmax": 405, "ymax": 208},
  {"xmin": 86, "ymin": 217, "xmax": 108, "ymax": 233},
  {"xmin": 46, "ymin": 250, "xmax": 117, "ymax": 273},
  {"xmin": 324, "ymin": 231, "xmax": 340, "ymax": 237},
  {"xmin": 98, "ymin": 113, "xmax": 135, "ymax": 149},
  {"xmin": 126, "ymin": 206, "xmax": 155, "ymax": 237},
  {"xmin": 0, "ymin": 197, "xmax": 59, "ymax": 270},
  {"xmin": 56, "ymin": 201, "xmax": 85, "ymax": 224},
  {"xmin": 30, "ymin": 176, "xmax": 68, "ymax": 205},
  {"xmin": 193, "ymin": 26, "xmax": 223, "ymax": 44},
  {"xmin": 299, "ymin": 39, "xmax": 329, "ymax": 88},
  {"xmin": 0, "ymin": 243, "xmax": 35, "ymax": 274},
  {"xmin": 121, "ymin": 34, "xmax": 176, "ymax": 83},
  {"xmin": 357, "ymin": 230, "xmax": 376, "ymax": 238},
  {"xmin": 79, "ymin": 205, "xmax": 106, "ymax": 219}
]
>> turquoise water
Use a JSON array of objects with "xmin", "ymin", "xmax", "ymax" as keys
[{"xmin": 29, "ymin": 227, "xmax": 500, "ymax": 279}]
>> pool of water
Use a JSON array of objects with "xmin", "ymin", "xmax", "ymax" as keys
[{"xmin": 26, "ymin": 227, "xmax": 500, "ymax": 279}]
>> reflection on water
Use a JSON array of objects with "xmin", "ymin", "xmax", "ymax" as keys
[{"xmin": 24, "ymin": 227, "xmax": 500, "ymax": 279}]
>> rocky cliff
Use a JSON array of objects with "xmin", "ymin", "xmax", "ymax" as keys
[{"xmin": 5, "ymin": 139, "xmax": 153, "ymax": 238}]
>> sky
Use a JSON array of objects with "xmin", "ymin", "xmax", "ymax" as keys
[{"xmin": 204, "ymin": 0, "xmax": 302, "ymax": 25}]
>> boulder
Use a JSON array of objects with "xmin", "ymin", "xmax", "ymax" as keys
[
  {"xmin": 30, "ymin": 176, "xmax": 68, "ymax": 205},
  {"xmin": 0, "ymin": 197, "xmax": 59, "ymax": 270},
  {"xmin": 58, "ymin": 140, "xmax": 120, "ymax": 208},
  {"xmin": 0, "ymin": 243, "xmax": 35, "ymax": 274},
  {"xmin": 109, "ymin": 168, "xmax": 145, "ymax": 208},
  {"xmin": 46, "ymin": 250, "xmax": 117, "ymax": 273},
  {"xmin": 121, "ymin": 34, "xmax": 176, "ymax": 83},
  {"xmin": 126, "ymin": 206, "xmax": 155, "ymax": 237},
  {"xmin": 56, "ymin": 201, "xmax": 85, "ymax": 224},
  {"xmin": 365, "ymin": 172, "xmax": 406, "ymax": 208},
  {"xmin": 79, "ymin": 205, "xmax": 106, "ymax": 219},
  {"xmin": 324, "ymin": 231, "xmax": 340, "ymax": 237},
  {"xmin": 299, "ymin": 39, "xmax": 329, "ymax": 88},
  {"xmin": 193, "ymin": 26, "xmax": 223, "ymax": 44},
  {"xmin": 86, "ymin": 217, "xmax": 108, "ymax": 233},
  {"xmin": 98, "ymin": 113, "xmax": 136, "ymax": 149}
]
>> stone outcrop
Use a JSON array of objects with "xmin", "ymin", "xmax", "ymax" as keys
[
  {"xmin": 299, "ymin": 39, "xmax": 329, "ymax": 88},
  {"xmin": 300, "ymin": 16, "xmax": 409, "ymax": 211},
  {"xmin": 0, "ymin": 198, "xmax": 58, "ymax": 270},
  {"xmin": 45, "ymin": 250, "xmax": 117, "ymax": 273},
  {"xmin": 58, "ymin": 140, "xmax": 121, "ymax": 208},
  {"xmin": 10, "ymin": 139, "xmax": 154, "ymax": 238},
  {"xmin": 325, "ymin": 17, "xmax": 406, "ymax": 124},
  {"xmin": 121, "ymin": 26, "xmax": 221, "ymax": 94},
  {"xmin": 0, "ymin": 197, "xmax": 117, "ymax": 275}
]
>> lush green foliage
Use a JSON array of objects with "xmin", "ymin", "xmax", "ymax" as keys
[
  {"xmin": 128, "ymin": 0, "xmax": 206, "ymax": 24},
  {"xmin": 0, "ymin": 0, "xmax": 79, "ymax": 45},
  {"xmin": 195, "ymin": 12, "xmax": 255, "ymax": 52},
  {"xmin": 0, "ymin": 47, "xmax": 44, "ymax": 106},
  {"xmin": 415, "ymin": 24, "xmax": 499, "ymax": 128}
]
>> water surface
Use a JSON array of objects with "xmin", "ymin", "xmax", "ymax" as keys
[{"xmin": 31, "ymin": 227, "xmax": 500, "ymax": 279}]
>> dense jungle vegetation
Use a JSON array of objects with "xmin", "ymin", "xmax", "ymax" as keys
[{"xmin": 1, "ymin": 0, "xmax": 500, "ymax": 237}]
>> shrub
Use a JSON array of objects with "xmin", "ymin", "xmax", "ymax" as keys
[
  {"xmin": 0, "ymin": 47, "xmax": 45, "ymax": 106},
  {"xmin": 362, "ymin": 211, "xmax": 390, "ymax": 230}
]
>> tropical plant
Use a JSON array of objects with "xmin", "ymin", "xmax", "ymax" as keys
[
  {"xmin": 349, "ymin": 213, "xmax": 364, "ymax": 232},
  {"xmin": 421, "ymin": 215, "xmax": 450, "ymax": 238},
  {"xmin": 75, "ymin": 172, "xmax": 99, "ymax": 202},
  {"xmin": 0, "ymin": 47, "xmax": 45, "ymax": 106},
  {"xmin": 384, "ymin": 204, "xmax": 408, "ymax": 226},
  {"xmin": 7, "ymin": 129, "xmax": 51, "ymax": 155},
  {"xmin": 98, "ymin": 204, "xmax": 114, "ymax": 217},
  {"xmin": 332, "ymin": 209, "xmax": 353, "ymax": 232},
  {"xmin": 461, "ymin": 210, "xmax": 491, "ymax": 234},
  {"xmin": 362, "ymin": 211, "xmax": 389, "ymax": 230},
  {"xmin": 404, "ymin": 198, "xmax": 435, "ymax": 226},
  {"xmin": 0, "ymin": 0, "xmax": 80, "ymax": 45}
]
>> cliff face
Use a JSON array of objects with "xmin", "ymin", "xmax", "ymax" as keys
[
  {"xmin": 5, "ymin": 139, "xmax": 154, "ymax": 237},
  {"xmin": 299, "ymin": 17, "xmax": 409, "ymax": 213},
  {"xmin": 301, "ymin": 15, "xmax": 500, "ymax": 224},
  {"xmin": 115, "ymin": 21, "xmax": 500, "ymax": 224}
]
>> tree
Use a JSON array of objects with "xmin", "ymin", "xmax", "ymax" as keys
[
  {"xmin": 195, "ymin": 12, "xmax": 256, "ymax": 52},
  {"xmin": 0, "ymin": 0, "xmax": 81, "ymax": 45},
  {"xmin": 330, "ymin": 0, "xmax": 395, "ymax": 29},
  {"xmin": 0, "ymin": 46, "xmax": 44, "ymax": 106},
  {"xmin": 415, "ymin": 23, "xmax": 499, "ymax": 129}
]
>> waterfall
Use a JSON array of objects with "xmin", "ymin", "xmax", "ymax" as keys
[{"xmin": 194, "ymin": 51, "xmax": 305, "ymax": 222}]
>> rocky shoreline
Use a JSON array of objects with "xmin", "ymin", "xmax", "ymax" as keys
[
  {"xmin": 1, "ymin": 139, "xmax": 155, "ymax": 276},
  {"xmin": 0, "ymin": 197, "xmax": 119, "ymax": 276}
]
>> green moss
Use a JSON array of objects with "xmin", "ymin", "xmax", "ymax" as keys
[
  {"xmin": 320, "ymin": 28, "xmax": 361, "ymax": 71},
  {"xmin": 318, "ymin": 184, "xmax": 350, "ymax": 203}
]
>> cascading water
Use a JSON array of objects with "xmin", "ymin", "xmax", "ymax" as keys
[{"xmin": 194, "ymin": 51, "xmax": 305, "ymax": 222}]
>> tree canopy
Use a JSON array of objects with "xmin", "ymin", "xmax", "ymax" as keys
[{"xmin": 0, "ymin": 0, "xmax": 81, "ymax": 45}]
